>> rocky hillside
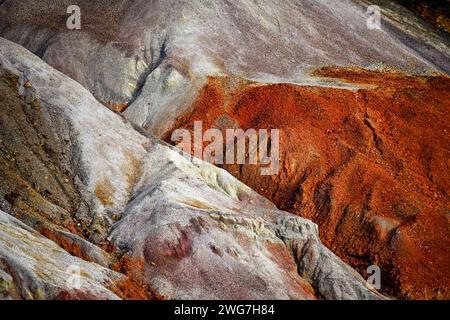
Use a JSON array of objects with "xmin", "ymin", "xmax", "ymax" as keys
[
  {"xmin": 0, "ymin": 0, "xmax": 449, "ymax": 300},
  {"xmin": 0, "ymin": 37, "xmax": 385, "ymax": 300}
]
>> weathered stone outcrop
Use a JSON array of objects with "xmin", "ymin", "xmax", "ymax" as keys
[
  {"xmin": 0, "ymin": 0, "xmax": 448, "ymax": 300},
  {"xmin": 0, "ymin": 37, "xmax": 385, "ymax": 299},
  {"xmin": 0, "ymin": 36, "xmax": 150, "ymax": 246},
  {"xmin": 1, "ymin": 0, "xmax": 448, "ymax": 123},
  {"xmin": 110, "ymin": 144, "xmax": 385, "ymax": 299},
  {"xmin": 0, "ymin": 210, "xmax": 124, "ymax": 300},
  {"xmin": 167, "ymin": 70, "xmax": 450, "ymax": 299}
]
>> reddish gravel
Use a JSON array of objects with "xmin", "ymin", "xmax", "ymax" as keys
[{"xmin": 165, "ymin": 68, "xmax": 450, "ymax": 299}]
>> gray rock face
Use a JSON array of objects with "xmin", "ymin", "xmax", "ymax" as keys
[
  {"xmin": 123, "ymin": 63, "xmax": 204, "ymax": 137},
  {"xmin": 0, "ymin": 0, "xmax": 448, "ymax": 136},
  {"xmin": 356, "ymin": 0, "xmax": 450, "ymax": 73},
  {"xmin": 0, "ymin": 37, "xmax": 385, "ymax": 299}
]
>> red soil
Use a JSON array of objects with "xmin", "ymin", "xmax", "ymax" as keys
[
  {"xmin": 165, "ymin": 68, "xmax": 450, "ymax": 299},
  {"xmin": 110, "ymin": 255, "xmax": 164, "ymax": 300}
]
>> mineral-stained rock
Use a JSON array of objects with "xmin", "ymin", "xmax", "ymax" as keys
[
  {"xmin": 1, "ymin": 0, "xmax": 448, "ymax": 301},
  {"xmin": 1, "ymin": 0, "xmax": 448, "ymax": 118},
  {"xmin": 109, "ymin": 144, "xmax": 384, "ymax": 299},
  {"xmin": 166, "ymin": 70, "xmax": 450, "ymax": 299},
  {"xmin": 0, "ymin": 37, "xmax": 385, "ymax": 300},
  {"xmin": 389, "ymin": 0, "xmax": 450, "ymax": 33},
  {"xmin": 0, "ymin": 209, "xmax": 124, "ymax": 300},
  {"xmin": 0, "ymin": 36, "xmax": 149, "ymax": 245}
]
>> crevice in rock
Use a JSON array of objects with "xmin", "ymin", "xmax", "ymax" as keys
[
  {"xmin": 127, "ymin": 36, "xmax": 169, "ymax": 109},
  {"xmin": 34, "ymin": 34, "xmax": 55, "ymax": 58},
  {"xmin": 364, "ymin": 115, "xmax": 384, "ymax": 158}
]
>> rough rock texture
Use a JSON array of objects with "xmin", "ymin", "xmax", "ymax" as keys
[
  {"xmin": 392, "ymin": 0, "xmax": 450, "ymax": 33},
  {"xmin": 0, "ymin": 210, "xmax": 125, "ymax": 300},
  {"xmin": 0, "ymin": 37, "xmax": 386, "ymax": 300},
  {"xmin": 167, "ymin": 69, "xmax": 450, "ymax": 299},
  {"xmin": 357, "ymin": 0, "xmax": 450, "ymax": 72},
  {"xmin": 110, "ymin": 144, "xmax": 385, "ymax": 300},
  {"xmin": 1, "ymin": 0, "xmax": 449, "ymax": 124},
  {"xmin": 0, "ymin": 0, "xmax": 448, "ymax": 300},
  {"xmin": 0, "ymin": 35, "xmax": 149, "ymax": 246}
]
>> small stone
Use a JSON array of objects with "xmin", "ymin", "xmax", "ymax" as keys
[{"xmin": 24, "ymin": 81, "xmax": 32, "ymax": 88}]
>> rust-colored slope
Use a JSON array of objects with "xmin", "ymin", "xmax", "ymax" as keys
[{"xmin": 165, "ymin": 69, "xmax": 450, "ymax": 299}]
